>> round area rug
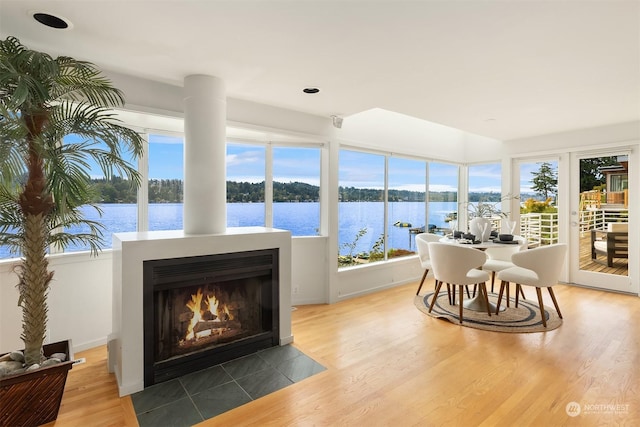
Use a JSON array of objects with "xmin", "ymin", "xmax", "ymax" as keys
[{"xmin": 415, "ymin": 291, "xmax": 562, "ymax": 332}]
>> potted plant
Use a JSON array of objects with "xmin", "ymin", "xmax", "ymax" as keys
[{"xmin": 0, "ymin": 36, "xmax": 144, "ymax": 425}]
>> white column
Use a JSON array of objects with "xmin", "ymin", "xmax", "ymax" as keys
[{"xmin": 183, "ymin": 75, "xmax": 226, "ymax": 234}]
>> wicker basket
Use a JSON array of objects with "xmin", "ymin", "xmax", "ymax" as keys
[{"xmin": 0, "ymin": 340, "xmax": 74, "ymax": 427}]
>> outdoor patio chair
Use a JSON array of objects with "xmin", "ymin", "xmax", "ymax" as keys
[{"xmin": 591, "ymin": 222, "xmax": 628, "ymax": 267}]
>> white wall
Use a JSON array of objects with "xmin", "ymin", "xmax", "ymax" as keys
[
  {"xmin": 291, "ymin": 237, "xmax": 328, "ymax": 305},
  {"xmin": 0, "ymin": 252, "xmax": 113, "ymax": 354},
  {"xmin": 504, "ymin": 121, "xmax": 640, "ymax": 155},
  {"xmin": 336, "ymin": 256, "xmax": 423, "ymax": 301},
  {"xmin": 338, "ymin": 108, "xmax": 503, "ymax": 162},
  {"xmin": 105, "ymin": 70, "xmax": 333, "ymax": 139},
  {"xmin": 463, "ymin": 133, "xmax": 506, "ymax": 163}
]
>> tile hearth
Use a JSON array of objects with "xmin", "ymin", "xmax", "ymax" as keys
[{"xmin": 132, "ymin": 345, "xmax": 325, "ymax": 426}]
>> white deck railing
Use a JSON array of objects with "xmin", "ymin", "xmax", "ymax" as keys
[
  {"xmin": 520, "ymin": 209, "xmax": 629, "ymax": 246},
  {"xmin": 579, "ymin": 208, "xmax": 628, "ymax": 234},
  {"xmin": 520, "ymin": 213, "xmax": 559, "ymax": 247}
]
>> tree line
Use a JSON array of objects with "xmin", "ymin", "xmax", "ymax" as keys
[{"xmin": 88, "ymin": 178, "xmax": 511, "ymax": 204}]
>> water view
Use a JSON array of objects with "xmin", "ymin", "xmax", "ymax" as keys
[{"xmin": 0, "ymin": 202, "xmax": 458, "ymax": 259}]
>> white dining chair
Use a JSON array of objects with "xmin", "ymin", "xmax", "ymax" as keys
[
  {"xmin": 415, "ymin": 233, "xmax": 445, "ymax": 296},
  {"xmin": 495, "ymin": 243, "xmax": 567, "ymax": 327},
  {"xmin": 427, "ymin": 242, "xmax": 491, "ymax": 323},
  {"xmin": 482, "ymin": 243, "xmax": 526, "ymax": 305}
]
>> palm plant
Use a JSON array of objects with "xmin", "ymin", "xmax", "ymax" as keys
[{"xmin": 0, "ymin": 36, "xmax": 144, "ymax": 367}]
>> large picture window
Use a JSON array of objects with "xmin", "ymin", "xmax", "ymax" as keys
[
  {"xmin": 148, "ymin": 134, "xmax": 184, "ymax": 231},
  {"xmin": 62, "ymin": 134, "xmax": 138, "ymax": 254},
  {"xmin": 337, "ymin": 152, "xmax": 462, "ymax": 268},
  {"xmin": 388, "ymin": 157, "xmax": 426, "ymax": 258},
  {"xmin": 519, "ymin": 160, "xmax": 559, "ymax": 246},
  {"xmin": 338, "ymin": 150, "xmax": 385, "ymax": 266},
  {"xmin": 468, "ymin": 162, "xmax": 502, "ymax": 230},
  {"xmin": 226, "ymin": 143, "xmax": 266, "ymax": 227},
  {"xmin": 429, "ymin": 162, "xmax": 458, "ymax": 235},
  {"xmin": 272, "ymin": 146, "xmax": 321, "ymax": 236}
]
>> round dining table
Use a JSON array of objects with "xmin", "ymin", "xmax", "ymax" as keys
[{"xmin": 438, "ymin": 235, "xmax": 527, "ymax": 312}]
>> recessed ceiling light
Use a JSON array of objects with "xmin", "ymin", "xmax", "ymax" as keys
[
  {"xmin": 303, "ymin": 87, "xmax": 320, "ymax": 94},
  {"xmin": 33, "ymin": 12, "xmax": 71, "ymax": 29},
  {"xmin": 484, "ymin": 118, "xmax": 496, "ymax": 122}
]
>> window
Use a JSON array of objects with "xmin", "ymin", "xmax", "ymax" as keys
[
  {"xmin": 0, "ymin": 122, "xmax": 326, "ymax": 259},
  {"xmin": 388, "ymin": 157, "xmax": 426, "ymax": 258},
  {"xmin": 429, "ymin": 162, "xmax": 458, "ymax": 234},
  {"xmin": 520, "ymin": 160, "xmax": 558, "ymax": 203},
  {"xmin": 62, "ymin": 134, "xmax": 138, "ymax": 253},
  {"xmin": 609, "ymin": 174, "xmax": 628, "ymax": 192},
  {"xmin": 337, "ymin": 152, "xmax": 461, "ymax": 268},
  {"xmin": 468, "ymin": 162, "xmax": 502, "ymax": 230},
  {"xmin": 338, "ymin": 150, "xmax": 385, "ymax": 266},
  {"xmin": 148, "ymin": 134, "xmax": 184, "ymax": 231},
  {"xmin": 226, "ymin": 143, "xmax": 266, "ymax": 227},
  {"xmin": 272, "ymin": 146, "xmax": 321, "ymax": 236},
  {"xmin": 519, "ymin": 160, "xmax": 559, "ymax": 246}
]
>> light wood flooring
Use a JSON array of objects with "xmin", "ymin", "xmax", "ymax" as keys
[{"xmin": 46, "ymin": 280, "xmax": 639, "ymax": 426}]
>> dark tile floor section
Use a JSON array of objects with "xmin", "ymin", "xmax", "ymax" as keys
[{"xmin": 132, "ymin": 345, "xmax": 325, "ymax": 427}]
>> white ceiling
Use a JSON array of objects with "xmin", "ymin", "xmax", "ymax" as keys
[{"xmin": 1, "ymin": 0, "xmax": 639, "ymax": 141}]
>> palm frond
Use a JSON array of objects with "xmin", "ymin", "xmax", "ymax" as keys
[
  {"xmin": 46, "ymin": 102, "xmax": 143, "ymax": 184},
  {"xmin": 48, "ymin": 207, "xmax": 105, "ymax": 256},
  {"xmin": 0, "ymin": 106, "xmax": 29, "ymax": 185},
  {"xmin": 53, "ymin": 56, "xmax": 125, "ymax": 107},
  {"xmin": 44, "ymin": 140, "xmax": 95, "ymax": 209},
  {"xmin": 0, "ymin": 36, "xmax": 57, "ymax": 109},
  {"xmin": 0, "ymin": 186, "xmax": 24, "ymax": 252},
  {"xmin": 0, "ymin": 137, "xmax": 27, "ymax": 187}
]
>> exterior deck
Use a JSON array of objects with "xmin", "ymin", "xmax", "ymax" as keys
[{"xmin": 579, "ymin": 233, "xmax": 628, "ymax": 276}]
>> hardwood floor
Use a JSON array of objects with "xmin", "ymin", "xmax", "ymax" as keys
[
  {"xmin": 47, "ymin": 280, "xmax": 639, "ymax": 426},
  {"xmin": 43, "ymin": 345, "xmax": 138, "ymax": 427}
]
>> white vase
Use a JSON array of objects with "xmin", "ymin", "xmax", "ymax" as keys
[
  {"xmin": 469, "ymin": 217, "xmax": 492, "ymax": 242},
  {"xmin": 501, "ymin": 218, "xmax": 517, "ymax": 235}
]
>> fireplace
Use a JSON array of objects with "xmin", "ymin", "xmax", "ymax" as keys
[
  {"xmin": 143, "ymin": 249, "xmax": 279, "ymax": 386},
  {"xmin": 109, "ymin": 227, "xmax": 292, "ymax": 396}
]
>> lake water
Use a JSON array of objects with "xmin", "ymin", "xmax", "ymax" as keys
[{"xmin": 0, "ymin": 201, "xmax": 458, "ymax": 258}]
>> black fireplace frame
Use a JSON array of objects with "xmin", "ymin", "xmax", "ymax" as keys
[{"xmin": 143, "ymin": 248, "xmax": 280, "ymax": 386}]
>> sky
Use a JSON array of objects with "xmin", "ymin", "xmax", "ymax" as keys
[{"xmin": 64, "ymin": 134, "xmax": 555, "ymax": 195}]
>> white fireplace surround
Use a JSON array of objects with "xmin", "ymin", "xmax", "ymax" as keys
[{"xmin": 108, "ymin": 227, "xmax": 292, "ymax": 396}]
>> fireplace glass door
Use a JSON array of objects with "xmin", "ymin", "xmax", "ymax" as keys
[
  {"xmin": 155, "ymin": 278, "xmax": 267, "ymax": 362},
  {"xmin": 143, "ymin": 249, "xmax": 279, "ymax": 385}
]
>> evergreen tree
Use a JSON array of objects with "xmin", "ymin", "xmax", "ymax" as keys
[
  {"xmin": 531, "ymin": 162, "xmax": 557, "ymax": 201},
  {"xmin": 579, "ymin": 157, "xmax": 618, "ymax": 193}
]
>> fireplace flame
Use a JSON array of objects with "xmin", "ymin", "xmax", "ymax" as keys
[
  {"xmin": 185, "ymin": 288, "xmax": 204, "ymax": 341},
  {"xmin": 183, "ymin": 288, "xmax": 235, "ymax": 343},
  {"xmin": 206, "ymin": 295, "xmax": 219, "ymax": 320},
  {"xmin": 207, "ymin": 294, "xmax": 233, "ymax": 321}
]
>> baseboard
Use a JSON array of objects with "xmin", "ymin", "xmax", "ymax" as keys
[{"xmin": 71, "ymin": 337, "xmax": 108, "ymax": 353}]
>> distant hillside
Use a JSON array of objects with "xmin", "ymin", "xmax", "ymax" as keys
[{"xmin": 89, "ymin": 178, "xmax": 515, "ymax": 204}]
